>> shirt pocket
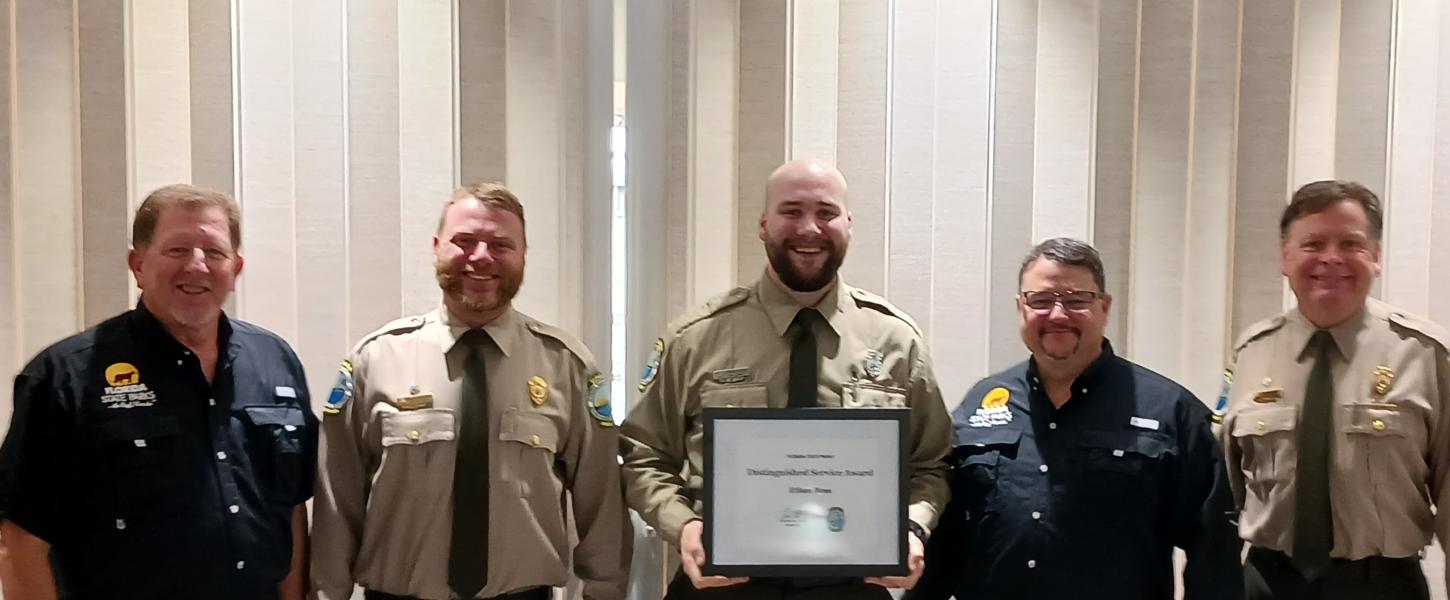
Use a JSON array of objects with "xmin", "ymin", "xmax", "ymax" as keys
[
  {"xmin": 242, "ymin": 405, "xmax": 308, "ymax": 505},
  {"xmin": 1075, "ymin": 430, "xmax": 1172, "ymax": 518},
  {"xmin": 842, "ymin": 382, "xmax": 907, "ymax": 408},
  {"xmin": 699, "ymin": 383, "xmax": 769, "ymax": 408},
  {"xmin": 951, "ymin": 427, "xmax": 1021, "ymax": 517},
  {"xmin": 499, "ymin": 409, "xmax": 560, "ymax": 498},
  {"xmin": 94, "ymin": 415, "xmax": 185, "ymax": 518},
  {"xmin": 1340, "ymin": 403, "xmax": 1417, "ymax": 492},
  {"xmin": 1229, "ymin": 405, "xmax": 1298, "ymax": 499}
]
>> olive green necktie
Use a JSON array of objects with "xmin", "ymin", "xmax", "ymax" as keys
[
  {"xmin": 1293, "ymin": 330, "xmax": 1334, "ymax": 579},
  {"xmin": 450, "ymin": 329, "xmax": 490, "ymax": 598},
  {"xmin": 788, "ymin": 309, "xmax": 822, "ymax": 408}
]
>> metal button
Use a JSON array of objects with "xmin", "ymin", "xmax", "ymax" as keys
[
  {"xmin": 229, "ymin": 505, "xmax": 240, "ymax": 514},
  {"xmin": 408, "ymin": 430, "xmax": 420, "ymax": 442},
  {"xmin": 216, "ymin": 451, "xmax": 227, "ymax": 460},
  {"xmin": 1256, "ymin": 420, "xmax": 1266, "ymax": 431},
  {"xmin": 1372, "ymin": 419, "xmax": 1386, "ymax": 431},
  {"xmin": 531, "ymin": 434, "xmax": 541, "ymax": 446},
  {"xmin": 1038, "ymin": 464, "xmax": 1049, "ymax": 473}
]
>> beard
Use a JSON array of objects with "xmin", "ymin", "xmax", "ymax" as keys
[
  {"xmin": 765, "ymin": 236, "xmax": 845, "ymax": 292},
  {"xmin": 435, "ymin": 260, "xmax": 524, "ymax": 315}
]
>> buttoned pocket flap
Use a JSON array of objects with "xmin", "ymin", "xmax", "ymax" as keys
[
  {"xmin": 1341, "ymin": 404, "xmax": 1406, "ymax": 437},
  {"xmin": 1231, "ymin": 406, "xmax": 1298, "ymax": 437},
  {"xmin": 243, "ymin": 405, "xmax": 305, "ymax": 427},
  {"xmin": 850, "ymin": 383, "xmax": 907, "ymax": 408},
  {"xmin": 699, "ymin": 383, "xmax": 768, "ymax": 408},
  {"xmin": 96, "ymin": 415, "xmax": 181, "ymax": 444},
  {"xmin": 1080, "ymin": 430, "xmax": 1170, "ymax": 459},
  {"xmin": 381, "ymin": 409, "xmax": 456, "ymax": 446},
  {"xmin": 954, "ymin": 425, "xmax": 1021, "ymax": 450},
  {"xmin": 499, "ymin": 410, "xmax": 559, "ymax": 453}
]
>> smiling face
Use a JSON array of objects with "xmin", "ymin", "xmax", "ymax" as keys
[
  {"xmin": 128, "ymin": 205, "xmax": 244, "ymax": 334},
  {"xmin": 759, "ymin": 162, "xmax": 852, "ymax": 292},
  {"xmin": 1281, "ymin": 199, "xmax": 1381, "ymax": 328},
  {"xmin": 433, "ymin": 196, "xmax": 526, "ymax": 325},
  {"xmin": 1017, "ymin": 258, "xmax": 1111, "ymax": 366}
]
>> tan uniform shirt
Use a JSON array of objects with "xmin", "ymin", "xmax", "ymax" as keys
[
  {"xmin": 312, "ymin": 307, "xmax": 631, "ymax": 600},
  {"xmin": 619, "ymin": 275, "xmax": 952, "ymax": 546},
  {"xmin": 1221, "ymin": 298, "xmax": 1450, "ymax": 580}
]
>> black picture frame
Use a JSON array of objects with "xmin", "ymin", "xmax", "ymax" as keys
[{"xmin": 701, "ymin": 407, "xmax": 910, "ymax": 578}]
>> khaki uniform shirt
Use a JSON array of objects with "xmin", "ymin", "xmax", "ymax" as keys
[
  {"xmin": 312, "ymin": 307, "xmax": 631, "ymax": 600},
  {"xmin": 1220, "ymin": 298, "xmax": 1450, "ymax": 579},
  {"xmin": 619, "ymin": 275, "xmax": 952, "ymax": 546}
]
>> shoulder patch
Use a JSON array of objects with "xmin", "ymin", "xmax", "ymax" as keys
[
  {"xmin": 587, "ymin": 372, "xmax": 614, "ymax": 427},
  {"xmin": 1232, "ymin": 314, "xmax": 1286, "ymax": 357},
  {"xmin": 848, "ymin": 287, "xmax": 923, "ymax": 337},
  {"xmin": 526, "ymin": 320, "xmax": 597, "ymax": 367},
  {"xmin": 323, "ymin": 360, "xmax": 355, "ymax": 415},
  {"xmin": 352, "ymin": 314, "xmax": 429, "ymax": 354},
  {"xmin": 638, "ymin": 338, "xmax": 664, "ymax": 392},
  {"xmin": 1387, "ymin": 309, "xmax": 1450, "ymax": 353}
]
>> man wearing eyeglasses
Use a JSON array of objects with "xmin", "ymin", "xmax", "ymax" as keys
[{"xmin": 908, "ymin": 237, "xmax": 1243, "ymax": 600}]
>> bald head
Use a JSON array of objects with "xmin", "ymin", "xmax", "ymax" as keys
[
  {"xmin": 758, "ymin": 159, "xmax": 852, "ymax": 292},
  {"xmin": 764, "ymin": 159, "xmax": 849, "ymax": 214}
]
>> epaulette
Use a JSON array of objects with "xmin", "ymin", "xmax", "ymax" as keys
[
  {"xmin": 667, "ymin": 286, "xmax": 752, "ymax": 338},
  {"xmin": 351, "ymin": 314, "xmax": 429, "ymax": 354},
  {"xmin": 1232, "ymin": 314, "xmax": 1286, "ymax": 358},
  {"xmin": 848, "ymin": 287, "xmax": 922, "ymax": 337},
  {"xmin": 1386, "ymin": 308, "xmax": 1450, "ymax": 353},
  {"xmin": 525, "ymin": 319, "xmax": 597, "ymax": 368}
]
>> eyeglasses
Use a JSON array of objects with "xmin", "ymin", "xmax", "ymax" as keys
[{"xmin": 1019, "ymin": 290, "xmax": 1101, "ymax": 313}]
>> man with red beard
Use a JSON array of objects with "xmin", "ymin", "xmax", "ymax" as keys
[
  {"xmin": 1220, "ymin": 181, "xmax": 1448, "ymax": 600},
  {"xmin": 311, "ymin": 183, "xmax": 631, "ymax": 600},
  {"xmin": 620, "ymin": 159, "xmax": 952, "ymax": 599},
  {"xmin": 909, "ymin": 238, "xmax": 1243, "ymax": 600}
]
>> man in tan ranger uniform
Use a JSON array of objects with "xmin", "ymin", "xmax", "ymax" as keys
[
  {"xmin": 1220, "ymin": 180, "xmax": 1449, "ymax": 600},
  {"xmin": 311, "ymin": 183, "xmax": 632, "ymax": 600},
  {"xmin": 620, "ymin": 159, "xmax": 952, "ymax": 599}
]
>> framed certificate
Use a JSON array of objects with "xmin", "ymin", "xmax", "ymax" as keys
[{"xmin": 701, "ymin": 407, "xmax": 909, "ymax": 578}]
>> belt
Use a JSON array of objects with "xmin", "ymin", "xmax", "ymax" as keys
[
  {"xmin": 363, "ymin": 587, "xmax": 551, "ymax": 600},
  {"xmin": 1248, "ymin": 546, "xmax": 1422, "ymax": 580}
]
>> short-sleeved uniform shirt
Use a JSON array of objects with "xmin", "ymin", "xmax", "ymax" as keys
[{"xmin": 0, "ymin": 301, "xmax": 318, "ymax": 599}]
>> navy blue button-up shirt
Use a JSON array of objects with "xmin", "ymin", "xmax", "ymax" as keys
[
  {"xmin": 0, "ymin": 300, "xmax": 318, "ymax": 599},
  {"xmin": 909, "ymin": 342, "xmax": 1243, "ymax": 600}
]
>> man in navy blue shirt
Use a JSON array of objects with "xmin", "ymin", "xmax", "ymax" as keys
[
  {"xmin": 908, "ymin": 238, "xmax": 1243, "ymax": 600},
  {"xmin": 0, "ymin": 184, "xmax": 317, "ymax": 599}
]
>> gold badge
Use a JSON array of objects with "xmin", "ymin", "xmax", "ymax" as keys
[
  {"xmin": 529, "ymin": 376, "xmax": 549, "ymax": 406},
  {"xmin": 395, "ymin": 393, "xmax": 434, "ymax": 411},
  {"xmin": 1371, "ymin": 365, "xmax": 1395, "ymax": 397}
]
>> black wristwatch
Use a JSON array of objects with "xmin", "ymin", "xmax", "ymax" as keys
[{"xmin": 907, "ymin": 520, "xmax": 929, "ymax": 543}]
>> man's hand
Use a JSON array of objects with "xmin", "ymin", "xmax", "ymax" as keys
[
  {"xmin": 679, "ymin": 520, "xmax": 749, "ymax": 589},
  {"xmin": 864, "ymin": 532, "xmax": 925, "ymax": 590}
]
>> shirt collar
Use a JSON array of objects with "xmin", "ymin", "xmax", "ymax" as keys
[
  {"xmin": 438, "ymin": 303, "xmax": 520, "ymax": 358},
  {"xmin": 131, "ymin": 295, "xmax": 236, "ymax": 359},
  {"xmin": 756, "ymin": 271, "xmax": 847, "ymax": 339},
  {"xmin": 1025, "ymin": 339, "xmax": 1117, "ymax": 389},
  {"xmin": 1284, "ymin": 300, "xmax": 1378, "ymax": 362}
]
